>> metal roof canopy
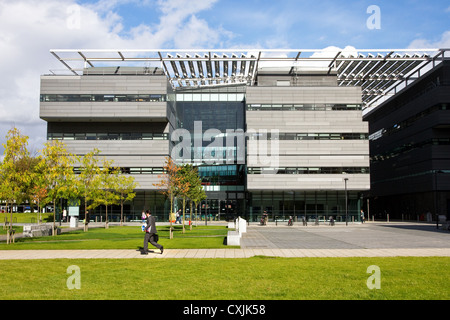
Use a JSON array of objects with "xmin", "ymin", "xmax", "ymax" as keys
[{"xmin": 49, "ymin": 48, "xmax": 449, "ymax": 110}]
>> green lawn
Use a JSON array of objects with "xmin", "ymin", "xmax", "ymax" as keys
[
  {"xmin": 1, "ymin": 212, "xmax": 53, "ymax": 224},
  {"xmin": 0, "ymin": 225, "xmax": 231, "ymax": 250},
  {"xmin": 1, "ymin": 213, "xmax": 53, "ymax": 235},
  {"xmin": 0, "ymin": 257, "xmax": 448, "ymax": 300},
  {"xmin": 1, "ymin": 222, "xmax": 449, "ymax": 300}
]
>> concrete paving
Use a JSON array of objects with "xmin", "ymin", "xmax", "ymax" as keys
[{"xmin": 1, "ymin": 222, "xmax": 449, "ymax": 260}]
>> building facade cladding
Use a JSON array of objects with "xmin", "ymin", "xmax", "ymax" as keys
[
  {"xmin": 39, "ymin": 68, "xmax": 370, "ymax": 221},
  {"xmin": 245, "ymin": 72, "xmax": 370, "ymax": 222},
  {"xmin": 364, "ymin": 60, "xmax": 450, "ymax": 221},
  {"xmin": 39, "ymin": 73, "xmax": 172, "ymax": 195}
]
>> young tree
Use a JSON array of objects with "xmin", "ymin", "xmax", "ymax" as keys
[
  {"xmin": 176, "ymin": 164, "xmax": 192, "ymax": 234},
  {"xmin": 153, "ymin": 157, "xmax": 181, "ymax": 239},
  {"xmin": 114, "ymin": 173, "xmax": 138, "ymax": 226},
  {"xmin": 0, "ymin": 128, "xmax": 33, "ymax": 243},
  {"xmin": 78, "ymin": 149, "xmax": 102, "ymax": 232},
  {"xmin": 89, "ymin": 158, "xmax": 120, "ymax": 229},
  {"xmin": 31, "ymin": 185, "xmax": 48, "ymax": 224},
  {"xmin": 40, "ymin": 140, "xmax": 79, "ymax": 235},
  {"xmin": 187, "ymin": 167, "xmax": 207, "ymax": 229}
]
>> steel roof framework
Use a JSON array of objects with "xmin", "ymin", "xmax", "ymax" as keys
[{"xmin": 49, "ymin": 48, "xmax": 448, "ymax": 109}]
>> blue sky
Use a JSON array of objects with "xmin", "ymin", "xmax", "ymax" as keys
[
  {"xmin": 74, "ymin": 0, "xmax": 450, "ymax": 49},
  {"xmin": 0, "ymin": 0, "xmax": 449, "ymax": 154}
]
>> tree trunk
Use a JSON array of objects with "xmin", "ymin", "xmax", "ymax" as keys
[
  {"xmin": 120, "ymin": 195, "xmax": 124, "ymax": 227},
  {"xmin": 84, "ymin": 198, "xmax": 89, "ymax": 232},
  {"xmin": 182, "ymin": 197, "xmax": 186, "ymax": 234},
  {"xmin": 195, "ymin": 202, "xmax": 199, "ymax": 227},
  {"xmin": 105, "ymin": 205, "xmax": 109, "ymax": 229},
  {"xmin": 52, "ymin": 198, "xmax": 56, "ymax": 236},
  {"xmin": 7, "ymin": 202, "xmax": 11, "ymax": 244},
  {"xmin": 190, "ymin": 201, "xmax": 193, "ymax": 230},
  {"xmin": 169, "ymin": 193, "xmax": 174, "ymax": 239}
]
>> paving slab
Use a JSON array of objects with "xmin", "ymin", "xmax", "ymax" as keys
[
  {"xmin": 1, "ymin": 222, "xmax": 449, "ymax": 260},
  {"xmin": 1, "ymin": 248, "xmax": 450, "ymax": 260}
]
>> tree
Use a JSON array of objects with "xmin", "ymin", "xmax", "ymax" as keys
[
  {"xmin": 114, "ymin": 173, "xmax": 138, "ymax": 226},
  {"xmin": 40, "ymin": 140, "xmax": 79, "ymax": 235},
  {"xmin": 0, "ymin": 128, "xmax": 33, "ymax": 243},
  {"xmin": 176, "ymin": 164, "xmax": 192, "ymax": 234},
  {"xmin": 20, "ymin": 156, "xmax": 41, "ymax": 214},
  {"xmin": 89, "ymin": 158, "xmax": 120, "ymax": 229},
  {"xmin": 31, "ymin": 185, "xmax": 48, "ymax": 224},
  {"xmin": 153, "ymin": 157, "xmax": 181, "ymax": 239},
  {"xmin": 78, "ymin": 149, "xmax": 102, "ymax": 232},
  {"xmin": 186, "ymin": 167, "xmax": 207, "ymax": 229}
]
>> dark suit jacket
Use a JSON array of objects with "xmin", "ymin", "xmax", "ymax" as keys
[{"xmin": 145, "ymin": 215, "xmax": 157, "ymax": 234}]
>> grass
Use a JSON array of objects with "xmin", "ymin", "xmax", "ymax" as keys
[
  {"xmin": 1, "ymin": 220, "xmax": 449, "ymax": 301},
  {"xmin": 1, "ymin": 212, "xmax": 53, "ymax": 224},
  {"xmin": 0, "ymin": 257, "xmax": 448, "ymax": 300},
  {"xmin": 1, "ymin": 213, "xmax": 53, "ymax": 235},
  {"xmin": 0, "ymin": 225, "xmax": 231, "ymax": 250}
]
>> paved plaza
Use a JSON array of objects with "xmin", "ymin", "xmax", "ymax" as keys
[
  {"xmin": 1, "ymin": 222, "xmax": 449, "ymax": 259},
  {"xmin": 240, "ymin": 221, "xmax": 450, "ymax": 250}
]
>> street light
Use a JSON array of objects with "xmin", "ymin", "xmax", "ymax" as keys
[
  {"xmin": 344, "ymin": 178, "xmax": 349, "ymax": 226},
  {"xmin": 435, "ymin": 170, "xmax": 443, "ymax": 230}
]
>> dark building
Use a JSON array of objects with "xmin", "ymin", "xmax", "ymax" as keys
[{"xmin": 364, "ymin": 60, "xmax": 450, "ymax": 221}]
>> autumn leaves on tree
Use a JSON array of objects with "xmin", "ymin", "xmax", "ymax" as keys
[
  {"xmin": 153, "ymin": 157, "xmax": 206, "ymax": 239},
  {"xmin": 0, "ymin": 128, "xmax": 137, "ymax": 240}
]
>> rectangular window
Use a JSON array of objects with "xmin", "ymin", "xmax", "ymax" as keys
[
  {"xmin": 86, "ymin": 133, "xmax": 97, "ymax": 140},
  {"xmin": 276, "ymin": 80, "xmax": 290, "ymax": 86}
]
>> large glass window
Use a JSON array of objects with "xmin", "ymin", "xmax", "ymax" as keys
[
  {"xmin": 48, "ymin": 132, "xmax": 168, "ymax": 141},
  {"xmin": 247, "ymin": 167, "xmax": 370, "ymax": 175},
  {"xmin": 40, "ymin": 94, "xmax": 166, "ymax": 102},
  {"xmin": 246, "ymin": 103, "xmax": 362, "ymax": 111}
]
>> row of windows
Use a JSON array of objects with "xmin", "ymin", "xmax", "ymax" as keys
[
  {"xmin": 48, "ymin": 132, "xmax": 367, "ymax": 142},
  {"xmin": 40, "ymin": 94, "xmax": 166, "ymax": 102},
  {"xmin": 197, "ymin": 165, "xmax": 243, "ymax": 177},
  {"xmin": 371, "ymin": 169, "xmax": 450, "ymax": 185},
  {"xmin": 248, "ymin": 132, "xmax": 368, "ymax": 141},
  {"xmin": 73, "ymin": 166, "xmax": 369, "ymax": 176},
  {"xmin": 247, "ymin": 104, "xmax": 362, "ymax": 111},
  {"xmin": 369, "ymin": 104, "xmax": 448, "ymax": 141},
  {"xmin": 74, "ymin": 167, "xmax": 166, "ymax": 175},
  {"xmin": 371, "ymin": 138, "xmax": 450, "ymax": 163},
  {"xmin": 175, "ymin": 93, "xmax": 245, "ymax": 102},
  {"xmin": 248, "ymin": 167, "xmax": 370, "ymax": 175},
  {"xmin": 48, "ymin": 133, "xmax": 169, "ymax": 141}
]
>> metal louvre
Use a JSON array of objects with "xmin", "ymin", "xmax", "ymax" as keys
[{"xmin": 49, "ymin": 48, "xmax": 446, "ymax": 109}]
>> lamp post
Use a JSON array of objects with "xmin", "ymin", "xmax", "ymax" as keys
[
  {"xmin": 435, "ymin": 170, "xmax": 443, "ymax": 230},
  {"xmin": 344, "ymin": 178, "xmax": 349, "ymax": 226}
]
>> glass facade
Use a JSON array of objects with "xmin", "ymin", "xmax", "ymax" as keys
[
  {"xmin": 174, "ymin": 88, "xmax": 247, "ymax": 216},
  {"xmin": 247, "ymin": 190, "xmax": 364, "ymax": 223}
]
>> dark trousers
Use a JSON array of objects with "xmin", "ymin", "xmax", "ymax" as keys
[{"xmin": 143, "ymin": 232, "xmax": 162, "ymax": 252}]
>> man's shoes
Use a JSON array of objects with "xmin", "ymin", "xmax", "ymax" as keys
[
  {"xmin": 141, "ymin": 250, "xmax": 148, "ymax": 255},
  {"xmin": 160, "ymin": 246, "xmax": 164, "ymax": 254}
]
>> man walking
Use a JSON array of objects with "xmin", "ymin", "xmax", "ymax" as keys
[{"xmin": 142, "ymin": 210, "xmax": 164, "ymax": 255}]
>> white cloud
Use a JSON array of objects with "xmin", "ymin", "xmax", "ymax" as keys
[
  {"xmin": 0, "ymin": 0, "xmax": 232, "ymax": 154},
  {"xmin": 408, "ymin": 30, "xmax": 450, "ymax": 49}
]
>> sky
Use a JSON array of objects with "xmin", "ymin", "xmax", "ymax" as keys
[{"xmin": 0, "ymin": 0, "xmax": 449, "ymax": 156}]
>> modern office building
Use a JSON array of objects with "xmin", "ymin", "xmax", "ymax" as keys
[
  {"xmin": 40, "ymin": 48, "xmax": 445, "ymax": 222},
  {"xmin": 364, "ymin": 58, "xmax": 450, "ymax": 221}
]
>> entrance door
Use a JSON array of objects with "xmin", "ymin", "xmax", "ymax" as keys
[{"xmin": 221, "ymin": 200, "xmax": 237, "ymax": 221}]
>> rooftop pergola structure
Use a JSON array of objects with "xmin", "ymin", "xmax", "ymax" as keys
[{"xmin": 49, "ymin": 48, "xmax": 449, "ymax": 110}]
